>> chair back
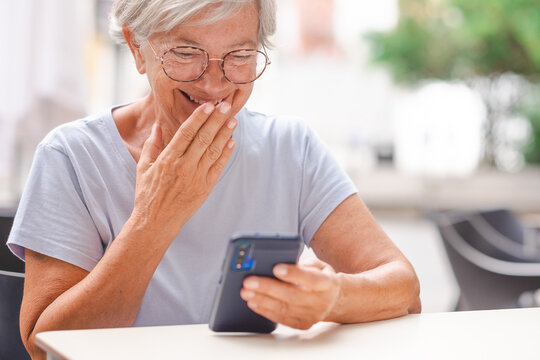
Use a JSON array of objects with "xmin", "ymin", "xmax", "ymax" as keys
[
  {"xmin": 0, "ymin": 208, "xmax": 30, "ymax": 360},
  {"xmin": 0, "ymin": 271, "xmax": 29, "ymax": 360},
  {"xmin": 1, "ymin": 210, "xmax": 25, "ymax": 273},
  {"xmin": 434, "ymin": 211, "xmax": 540, "ymax": 311},
  {"xmin": 470, "ymin": 209, "xmax": 540, "ymax": 262},
  {"xmin": 477, "ymin": 209, "xmax": 524, "ymax": 244}
]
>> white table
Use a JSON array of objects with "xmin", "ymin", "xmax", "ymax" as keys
[{"xmin": 36, "ymin": 307, "xmax": 540, "ymax": 360}]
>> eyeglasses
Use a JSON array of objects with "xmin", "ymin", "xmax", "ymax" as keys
[{"xmin": 148, "ymin": 42, "xmax": 271, "ymax": 84}]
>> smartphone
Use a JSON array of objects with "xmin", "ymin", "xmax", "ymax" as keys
[{"xmin": 209, "ymin": 233, "xmax": 303, "ymax": 333}]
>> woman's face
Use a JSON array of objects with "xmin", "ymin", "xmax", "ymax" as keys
[{"xmin": 137, "ymin": 2, "xmax": 260, "ymax": 124}]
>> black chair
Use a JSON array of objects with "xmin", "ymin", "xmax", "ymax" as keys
[
  {"xmin": 1, "ymin": 209, "xmax": 25, "ymax": 273},
  {"xmin": 469, "ymin": 209, "xmax": 540, "ymax": 262},
  {"xmin": 433, "ymin": 210, "xmax": 540, "ymax": 311},
  {"xmin": 1, "ymin": 208, "xmax": 31, "ymax": 360}
]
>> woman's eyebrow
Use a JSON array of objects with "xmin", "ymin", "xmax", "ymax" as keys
[
  {"xmin": 171, "ymin": 37, "xmax": 201, "ymax": 47},
  {"xmin": 228, "ymin": 40, "xmax": 258, "ymax": 49},
  {"xmin": 170, "ymin": 37, "xmax": 257, "ymax": 49}
]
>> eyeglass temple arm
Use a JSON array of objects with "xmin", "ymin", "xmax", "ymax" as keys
[
  {"xmin": 260, "ymin": 45, "xmax": 271, "ymax": 65},
  {"xmin": 147, "ymin": 41, "xmax": 161, "ymax": 60}
]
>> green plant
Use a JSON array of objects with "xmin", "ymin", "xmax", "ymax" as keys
[
  {"xmin": 521, "ymin": 97, "xmax": 540, "ymax": 164},
  {"xmin": 366, "ymin": 0, "xmax": 540, "ymax": 165}
]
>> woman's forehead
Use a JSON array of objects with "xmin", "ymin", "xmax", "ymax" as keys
[
  {"xmin": 154, "ymin": 2, "xmax": 259, "ymax": 49},
  {"xmin": 163, "ymin": 36, "xmax": 257, "ymax": 49}
]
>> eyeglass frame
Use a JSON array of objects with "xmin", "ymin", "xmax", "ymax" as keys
[{"xmin": 147, "ymin": 42, "xmax": 271, "ymax": 84}]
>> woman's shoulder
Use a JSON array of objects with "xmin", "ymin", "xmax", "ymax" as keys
[
  {"xmin": 239, "ymin": 108, "xmax": 312, "ymax": 143},
  {"xmin": 39, "ymin": 108, "xmax": 114, "ymax": 154}
]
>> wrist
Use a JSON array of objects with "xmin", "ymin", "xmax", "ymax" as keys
[
  {"xmin": 323, "ymin": 272, "xmax": 347, "ymax": 323},
  {"xmin": 125, "ymin": 208, "xmax": 184, "ymax": 244}
]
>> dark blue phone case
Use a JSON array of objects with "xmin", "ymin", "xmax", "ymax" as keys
[{"xmin": 209, "ymin": 233, "xmax": 302, "ymax": 333}]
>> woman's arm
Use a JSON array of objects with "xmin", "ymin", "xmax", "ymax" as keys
[
  {"xmin": 20, "ymin": 101, "xmax": 237, "ymax": 359},
  {"xmin": 310, "ymin": 194, "xmax": 422, "ymax": 322},
  {"xmin": 240, "ymin": 194, "xmax": 421, "ymax": 329},
  {"xmin": 21, "ymin": 221, "xmax": 162, "ymax": 359}
]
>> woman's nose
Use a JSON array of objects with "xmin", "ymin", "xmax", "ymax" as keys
[{"xmin": 197, "ymin": 59, "xmax": 229, "ymax": 90}]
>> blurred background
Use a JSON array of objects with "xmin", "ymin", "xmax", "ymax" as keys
[{"xmin": 1, "ymin": 0, "xmax": 540, "ymax": 313}]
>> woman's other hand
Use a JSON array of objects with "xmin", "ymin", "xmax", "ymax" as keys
[{"xmin": 240, "ymin": 258, "xmax": 342, "ymax": 330}]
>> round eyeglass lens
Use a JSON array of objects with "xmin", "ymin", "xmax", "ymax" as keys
[
  {"xmin": 223, "ymin": 50, "xmax": 268, "ymax": 84},
  {"xmin": 162, "ymin": 47, "xmax": 207, "ymax": 82}
]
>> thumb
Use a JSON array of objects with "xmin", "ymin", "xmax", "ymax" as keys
[
  {"xmin": 301, "ymin": 258, "xmax": 336, "ymax": 275},
  {"xmin": 301, "ymin": 258, "xmax": 327, "ymax": 270},
  {"xmin": 139, "ymin": 122, "xmax": 163, "ymax": 170}
]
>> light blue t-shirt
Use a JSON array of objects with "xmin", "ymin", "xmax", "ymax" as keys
[{"xmin": 7, "ymin": 106, "xmax": 357, "ymax": 326}]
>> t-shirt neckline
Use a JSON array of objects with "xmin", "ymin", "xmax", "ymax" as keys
[{"xmin": 103, "ymin": 105, "xmax": 244, "ymax": 185}]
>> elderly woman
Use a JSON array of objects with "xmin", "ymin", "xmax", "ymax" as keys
[{"xmin": 8, "ymin": 0, "xmax": 420, "ymax": 358}]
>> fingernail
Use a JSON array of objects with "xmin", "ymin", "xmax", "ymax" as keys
[
  {"xmin": 274, "ymin": 265, "xmax": 287, "ymax": 276},
  {"xmin": 204, "ymin": 103, "xmax": 214, "ymax": 114},
  {"xmin": 219, "ymin": 102, "xmax": 231, "ymax": 114},
  {"xmin": 227, "ymin": 118, "xmax": 237, "ymax": 129},
  {"xmin": 243, "ymin": 290, "xmax": 255, "ymax": 299},
  {"xmin": 244, "ymin": 278, "xmax": 259, "ymax": 289},
  {"xmin": 248, "ymin": 302, "xmax": 258, "ymax": 309},
  {"xmin": 227, "ymin": 138, "xmax": 235, "ymax": 149}
]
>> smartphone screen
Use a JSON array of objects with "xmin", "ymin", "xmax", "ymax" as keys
[{"xmin": 209, "ymin": 233, "xmax": 302, "ymax": 333}]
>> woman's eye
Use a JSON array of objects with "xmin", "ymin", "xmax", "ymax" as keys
[
  {"xmin": 175, "ymin": 52, "xmax": 196, "ymax": 58},
  {"xmin": 230, "ymin": 54, "xmax": 255, "ymax": 63},
  {"xmin": 170, "ymin": 49, "xmax": 202, "ymax": 60}
]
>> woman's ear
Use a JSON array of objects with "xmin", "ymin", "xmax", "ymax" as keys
[{"xmin": 122, "ymin": 25, "xmax": 146, "ymax": 74}]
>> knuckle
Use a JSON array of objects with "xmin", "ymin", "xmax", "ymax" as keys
[
  {"xmin": 206, "ymin": 144, "xmax": 222, "ymax": 161},
  {"xmin": 211, "ymin": 160, "xmax": 225, "ymax": 174},
  {"xmin": 180, "ymin": 126, "xmax": 197, "ymax": 142},
  {"xmin": 278, "ymin": 300, "xmax": 289, "ymax": 315},
  {"xmin": 195, "ymin": 132, "xmax": 212, "ymax": 147},
  {"xmin": 175, "ymin": 163, "xmax": 194, "ymax": 180},
  {"xmin": 281, "ymin": 288, "xmax": 294, "ymax": 304},
  {"xmin": 174, "ymin": 165, "xmax": 187, "ymax": 178},
  {"xmin": 160, "ymin": 152, "xmax": 174, "ymax": 164}
]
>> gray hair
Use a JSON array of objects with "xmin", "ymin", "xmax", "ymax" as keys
[{"xmin": 109, "ymin": 0, "xmax": 276, "ymax": 48}]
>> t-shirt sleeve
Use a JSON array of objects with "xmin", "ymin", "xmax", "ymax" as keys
[
  {"xmin": 7, "ymin": 144, "xmax": 104, "ymax": 271},
  {"xmin": 298, "ymin": 124, "xmax": 358, "ymax": 246}
]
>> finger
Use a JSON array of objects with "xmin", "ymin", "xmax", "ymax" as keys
[
  {"xmin": 273, "ymin": 264, "xmax": 335, "ymax": 292},
  {"xmin": 241, "ymin": 276, "xmax": 306, "ymax": 306},
  {"xmin": 301, "ymin": 258, "xmax": 337, "ymax": 276},
  {"xmin": 300, "ymin": 258, "xmax": 328, "ymax": 270},
  {"xmin": 244, "ymin": 296, "xmax": 314, "ymax": 330},
  {"xmin": 199, "ymin": 117, "xmax": 237, "ymax": 171},
  {"xmin": 206, "ymin": 137, "xmax": 235, "ymax": 184},
  {"xmin": 182, "ymin": 101, "xmax": 232, "ymax": 161},
  {"xmin": 138, "ymin": 122, "xmax": 163, "ymax": 171},
  {"xmin": 162, "ymin": 103, "xmax": 215, "ymax": 158}
]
